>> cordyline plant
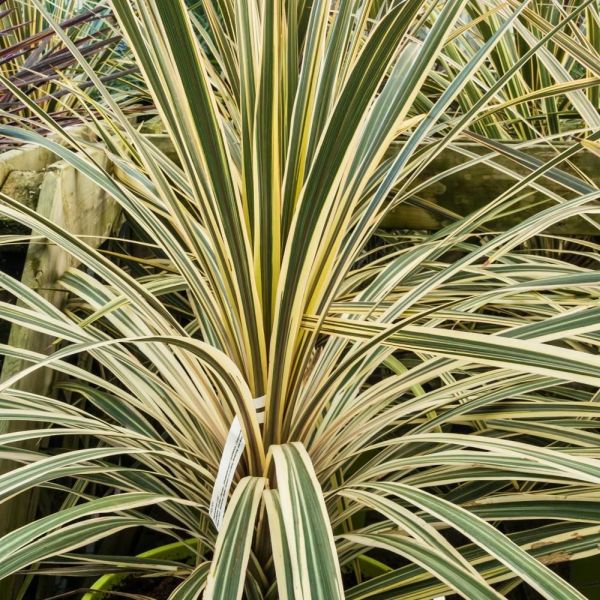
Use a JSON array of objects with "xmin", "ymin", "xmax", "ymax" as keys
[
  {"xmin": 0, "ymin": 0, "xmax": 140, "ymax": 144},
  {"xmin": 0, "ymin": 0, "xmax": 599, "ymax": 598}
]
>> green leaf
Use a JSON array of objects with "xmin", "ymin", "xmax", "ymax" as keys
[
  {"xmin": 345, "ymin": 533, "xmax": 502, "ymax": 600},
  {"xmin": 362, "ymin": 482, "xmax": 587, "ymax": 600},
  {"xmin": 270, "ymin": 443, "xmax": 344, "ymax": 600},
  {"xmin": 168, "ymin": 561, "xmax": 210, "ymax": 600},
  {"xmin": 204, "ymin": 477, "xmax": 265, "ymax": 600}
]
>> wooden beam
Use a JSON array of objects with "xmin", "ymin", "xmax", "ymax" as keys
[{"xmin": 0, "ymin": 148, "xmax": 121, "ymax": 597}]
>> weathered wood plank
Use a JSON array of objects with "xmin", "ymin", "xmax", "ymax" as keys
[
  {"xmin": 0, "ymin": 170, "xmax": 45, "ymax": 235},
  {"xmin": 0, "ymin": 149, "xmax": 121, "ymax": 547},
  {"xmin": 0, "ymin": 146, "xmax": 58, "ymax": 186}
]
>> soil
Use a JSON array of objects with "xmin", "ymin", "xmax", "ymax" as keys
[{"xmin": 116, "ymin": 575, "xmax": 182, "ymax": 599}]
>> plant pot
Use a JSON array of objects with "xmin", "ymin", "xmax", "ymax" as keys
[{"xmin": 81, "ymin": 539, "xmax": 198, "ymax": 600}]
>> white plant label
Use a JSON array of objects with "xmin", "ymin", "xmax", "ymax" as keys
[{"xmin": 209, "ymin": 396, "xmax": 265, "ymax": 530}]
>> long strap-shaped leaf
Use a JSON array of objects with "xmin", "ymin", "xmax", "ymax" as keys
[
  {"xmin": 168, "ymin": 561, "xmax": 210, "ymax": 600},
  {"xmin": 0, "ymin": 516, "xmax": 157, "ymax": 581},
  {"xmin": 362, "ymin": 482, "xmax": 587, "ymax": 600},
  {"xmin": 204, "ymin": 476, "xmax": 265, "ymax": 600},
  {"xmin": 0, "ymin": 493, "xmax": 170, "ymax": 580},
  {"xmin": 303, "ymin": 315, "xmax": 600, "ymax": 387},
  {"xmin": 263, "ymin": 489, "xmax": 295, "ymax": 600},
  {"xmin": 345, "ymin": 524, "xmax": 600, "ymax": 600},
  {"xmin": 111, "ymin": 0, "xmax": 265, "ymax": 392},
  {"xmin": 345, "ymin": 533, "xmax": 502, "ymax": 600},
  {"xmin": 269, "ymin": 443, "xmax": 344, "ymax": 600}
]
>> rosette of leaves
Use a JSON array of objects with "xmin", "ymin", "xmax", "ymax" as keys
[{"xmin": 0, "ymin": 1, "xmax": 599, "ymax": 599}]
